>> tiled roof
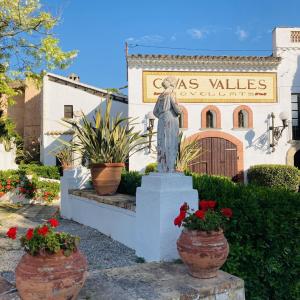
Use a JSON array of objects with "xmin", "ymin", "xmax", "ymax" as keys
[
  {"xmin": 46, "ymin": 73, "xmax": 128, "ymax": 103},
  {"xmin": 127, "ymin": 54, "xmax": 281, "ymax": 63}
]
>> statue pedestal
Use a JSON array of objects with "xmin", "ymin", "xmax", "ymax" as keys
[{"xmin": 136, "ymin": 173, "xmax": 198, "ymax": 262}]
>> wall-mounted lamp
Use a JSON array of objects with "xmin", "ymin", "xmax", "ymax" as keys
[
  {"xmin": 146, "ymin": 111, "xmax": 155, "ymax": 151},
  {"xmin": 269, "ymin": 111, "xmax": 289, "ymax": 152}
]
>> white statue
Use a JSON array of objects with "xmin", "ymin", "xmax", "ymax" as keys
[{"xmin": 153, "ymin": 76, "xmax": 181, "ymax": 173}]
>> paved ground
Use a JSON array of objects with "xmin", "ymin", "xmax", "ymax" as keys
[{"xmin": 0, "ymin": 201, "xmax": 139, "ymax": 299}]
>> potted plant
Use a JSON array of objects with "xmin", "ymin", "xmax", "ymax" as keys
[
  {"xmin": 174, "ymin": 201, "xmax": 233, "ymax": 279},
  {"xmin": 63, "ymin": 98, "xmax": 148, "ymax": 195},
  {"xmin": 52, "ymin": 145, "xmax": 74, "ymax": 170},
  {"xmin": 6, "ymin": 218, "xmax": 87, "ymax": 299}
]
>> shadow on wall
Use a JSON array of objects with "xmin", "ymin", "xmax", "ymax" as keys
[{"xmin": 245, "ymin": 114, "xmax": 271, "ymax": 153}]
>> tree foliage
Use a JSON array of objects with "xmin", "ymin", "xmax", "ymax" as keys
[{"xmin": 0, "ymin": 0, "xmax": 77, "ymax": 99}]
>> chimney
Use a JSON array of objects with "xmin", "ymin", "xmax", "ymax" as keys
[{"xmin": 68, "ymin": 73, "xmax": 80, "ymax": 82}]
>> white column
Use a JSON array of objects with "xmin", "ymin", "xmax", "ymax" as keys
[
  {"xmin": 60, "ymin": 167, "xmax": 91, "ymax": 219},
  {"xmin": 136, "ymin": 173, "xmax": 198, "ymax": 262}
]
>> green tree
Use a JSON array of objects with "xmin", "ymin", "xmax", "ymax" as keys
[{"xmin": 0, "ymin": 0, "xmax": 77, "ymax": 102}]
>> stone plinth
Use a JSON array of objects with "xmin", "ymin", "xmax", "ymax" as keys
[
  {"xmin": 136, "ymin": 173, "xmax": 198, "ymax": 262},
  {"xmin": 78, "ymin": 262, "xmax": 245, "ymax": 300}
]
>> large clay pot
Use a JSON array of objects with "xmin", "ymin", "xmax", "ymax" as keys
[
  {"xmin": 91, "ymin": 163, "xmax": 124, "ymax": 195},
  {"xmin": 16, "ymin": 250, "xmax": 87, "ymax": 300},
  {"xmin": 177, "ymin": 229, "xmax": 229, "ymax": 279}
]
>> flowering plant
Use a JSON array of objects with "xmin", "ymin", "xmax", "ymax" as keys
[
  {"xmin": 174, "ymin": 200, "xmax": 233, "ymax": 232},
  {"xmin": 6, "ymin": 218, "xmax": 79, "ymax": 256}
]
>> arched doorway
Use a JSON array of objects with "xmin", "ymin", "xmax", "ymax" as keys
[
  {"xmin": 188, "ymin": 131, "xmax": 244, "ymax": 181},
  {"xmin": 294, "ymin": 150, "xmax": 300, "ymax": 169}
]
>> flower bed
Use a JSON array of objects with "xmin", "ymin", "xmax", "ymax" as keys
[{"xmin": 0, "ymin": 170, "xmax": 60, "ymax": 203}]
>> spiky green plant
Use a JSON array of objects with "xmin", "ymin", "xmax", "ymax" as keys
[
  {"xmin": 63, "ymin": 99, "xmax": 148, "ymax": 164},
  {"xmin": 176, "ymin": 132, "xmax": 203, "ymax": 172}
]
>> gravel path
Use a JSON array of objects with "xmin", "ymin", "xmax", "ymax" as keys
[{"xmin": 0, "ymin": 203, "xmax": 138, "ymax": 284}]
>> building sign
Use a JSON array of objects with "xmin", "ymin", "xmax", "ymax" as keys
[{"xmin": 143, "ymin": 71, "xmax": 277, "ymax": 103}]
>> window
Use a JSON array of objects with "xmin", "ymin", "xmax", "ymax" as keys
[
  {"xmin": 201, "ymin": 105, "xmax": 221, "ymax": 129},
  {"xmin": 64, "ymin": 105, "xmax": 73, "ymax": 119},
  {"xmin": 292, "ymin": 94, "xmax": 300, "ymax": 140},
  {"xmin": 233, "ymin": 105, "xmax": 253, "ymax": 129},
  {"xmin": 238, "ymin": 110, "xmax": 249, "ymax": 128},
  {"xmin": 291, "ymin": 31, "xmax": 300, "ymax": 43},
  {"xmin": 206, "ymin": 110, "xmax": 215, "ymax": 128}
]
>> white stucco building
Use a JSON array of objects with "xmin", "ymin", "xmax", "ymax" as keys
[
  {"xmin": 40, "ymin": 73, "xmax": 128, "ymax": 165},
  {"xmin": 127, "ymin": 27, "xmax": 300, "ymax": 181}
]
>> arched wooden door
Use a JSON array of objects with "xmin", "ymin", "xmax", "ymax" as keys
[{"xmin": 189, "ymin": 137, "xmax": 238, "ymax": 179}]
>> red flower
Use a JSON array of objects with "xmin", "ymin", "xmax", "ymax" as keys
[
  {"xmin": 37, "ymin": 225, "xmax": 49, "ymax": 236},
  {"xmin": 180, "ymin": 202, "xmax": 189, "ymax": 212},
  {"xmin": 6, "ymin": 227, "xmax": 17, "ymax": 239},
  {"xmin": 6, "ymin": 179, "xmax": 11, "ymax": 185},
  {"xmin": 221, "ymin": 208, "xmax": 233, "ymax": 218},
  {"xmin": 174, "ymin": 210, "xmax": 186, "ymax": 227},
  {"xmin": 48, "ymin": 218, "xmax": 59, "ymax": 228},
  {"xmin": 6, "ymin": 185, "xmax": 11, "ymax": 190},
  {"xmin": 199, "ymin": 200, "xmax": 209, "ymax": 211},
  {"xmin": 200, "ymin": 200, "xmax": 217, "ymax": 211},
  {"xmin": 26, "ymin": 228, "xmax": 34, "ymax": 240},
  {"xmin": 207, "ymin": 200, "xmax": 217, "ymax": 209},
  {"xmin": 195, "ymin": 210, "xmax": 205, "ymax": 220}
]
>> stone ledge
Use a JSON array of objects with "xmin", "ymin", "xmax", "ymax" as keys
[
  {"xmin": 69, "ymin": 189, "xmax": 136, "ymax": 212},
  {"xmin": 78, "ymin": 262, "xmax": 245, "ymax": 300}
]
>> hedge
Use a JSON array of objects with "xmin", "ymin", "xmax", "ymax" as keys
[
  {"xmin": 18, "ymin": 164, "xmax": 61, "ymax": 180},
  {"xmin": 117, "ymin": 171, "xmax": 142, "ymax": 196},
  {"xmin": 119, "ymin": 171, "xmax": 300, "ymax": 299},
  {"xmin": 247, "ymin": 164, "xmax": 300, "ymax": 192}
]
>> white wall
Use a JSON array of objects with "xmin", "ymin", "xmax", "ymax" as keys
[
  {"xmin": 127, "ymin": 27, "xmax": 300, "ymax": 174},
  {"xmin": 41, "ymin": 75, "xmax": 128, "ymax": 165},
  {"xmin": 0, "ymin": 144, "xmax": 18, "ymax": 170}
]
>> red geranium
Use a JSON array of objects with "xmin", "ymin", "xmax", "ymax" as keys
[
  {"xmin": 48, "ymin": 218, "xmax": 59, "ymax": 228},
  {"xmin": 38, "ymin": 225, "xmax": 49, "ymax": 236},
  {"xmin": 6, "ymin": 227, "xmax": 17, "ymax": 239},
  {"xmin": 207, "ymin": 200, "xmax": 217, "ymax": 209},
  {"xmin": 200, "ymin": 200, "xmax": 217, "ymax": 210},
  {"xmin": 26, "ymin": 228, "xmax": 34, "ymax": 240},
  {"xmin": 174, "ymin": 210, "xmax": 186, "ymax": 227},
  {"xmin": 195, "ymin": 210, "xmax": 205, "ymax": 220},
  {"xmin": 221, "ymin": 208, "xmax": 233, "ymax": 218},
  {"xmin": 180, "ymin": 202, "xmax": 189, "ymax": 212}
]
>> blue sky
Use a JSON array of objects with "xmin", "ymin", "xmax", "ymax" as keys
[{"xmin": 46, "ymin": 0, "xmax": 300, "ymax": 91}]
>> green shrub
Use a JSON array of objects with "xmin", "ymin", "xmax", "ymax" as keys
[
  {"xmin": 117, "ymin": 171, "xmax": 142, "ymax": 196},
  {"xmin": 191, "ymin": 172, "xmax": 300, "ymax": 300},
  {"xmin": 19, "ymin": 164, "xmax": 60, "ymax": 180},
  {"xmin": 247, "ymin": 164, "xmax": 300, "ymax": 192},
  {"xmin": 145, "ymin": 162, "xmax": 158, "ymax": 174}
]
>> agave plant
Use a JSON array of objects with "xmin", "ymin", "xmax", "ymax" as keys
[
  {"xmin": 176, "ymin": 132, "xmax": 203, "ymax": 172},
  {"xmin": 63, "ymin": 99, "xmax": 148, "ymax": 164}
]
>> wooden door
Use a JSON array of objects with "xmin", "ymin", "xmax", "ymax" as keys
[{"xmin": 189, "ymin": 137, "xmax": 238, "ymax": 179}]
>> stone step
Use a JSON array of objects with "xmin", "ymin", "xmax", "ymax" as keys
[{"xmin": 78, "ymin": 262, "xmax": 245, "ymax": 300}]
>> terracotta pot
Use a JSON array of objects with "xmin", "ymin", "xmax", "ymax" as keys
[
  {"xmin": 61, "ymin": 163, "xmax": 73, "ymax": 170},
  {"xmin": 16, "ymin": 250, "xmax": 87, "ymax": 300},
  {"xmin": 91, "ymin": 163, "xmax": 124, "ymax": 195},
  {"xmin": 177, "ymin": 229, "xmax": 229, "ymax": 279}
]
